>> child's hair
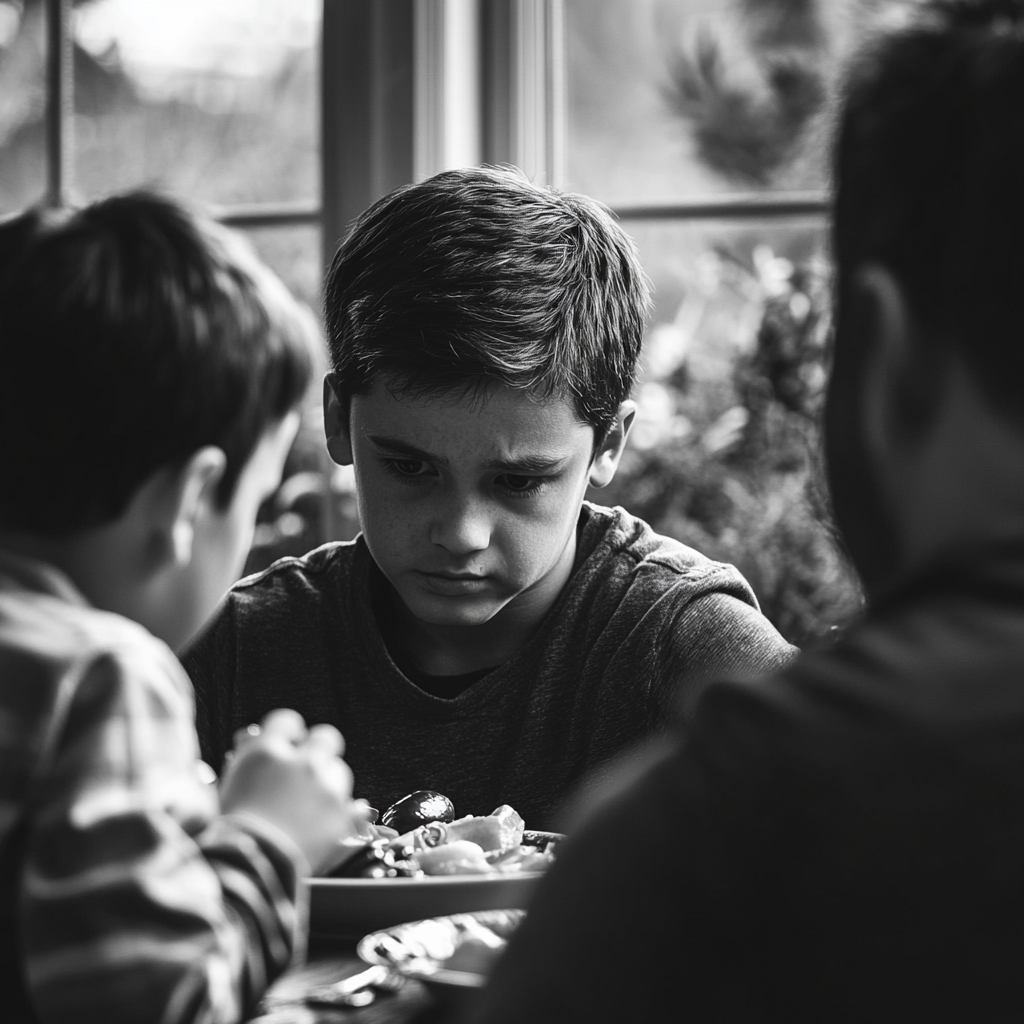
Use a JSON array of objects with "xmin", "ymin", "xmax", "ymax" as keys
[
  {"xmin": 0, "ymin": 190, "xmax": 316, "ymax": 534},
  {"xmin": 833, "ymin": 0, "xmax": 1024, "ymax": 429},
  {"xmin": 323, "ymin": 166, "xmax": 651, "ymax": 442}
]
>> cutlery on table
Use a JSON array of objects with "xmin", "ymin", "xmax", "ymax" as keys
[{"xmin": 304, "ymin": 964, "xmax": 405, "ymax": 1008}]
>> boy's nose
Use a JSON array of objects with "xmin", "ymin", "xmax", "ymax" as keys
[{"xmin": 429, "ymin": 498, "xmax": 491, "ymax": 555}]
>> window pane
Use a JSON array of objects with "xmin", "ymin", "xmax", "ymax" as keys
[
  {"xmin": 242, "ymin": 222, "xmax": 323, "ymax": 318},
  {"xmin": 71, "ymin": 0, "xmax": 319, "ymax": 205},
  {"xmin": 590, "ymin": 217, "xmax": 861, "ymax": 644},
  {"xmin": 0, "ymin": 0, "xmax": 47, "ymax": 214},
  {"xmin": 565, "ymin": 0, "xmax": 876, "ymax": 205},
  {"xmin": 237, "ymin": 222, "xmax": 354, "ymax": 575}
]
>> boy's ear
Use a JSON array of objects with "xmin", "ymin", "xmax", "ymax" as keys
[
  {"xmin": 323, "ymin": 374, "xmax": 354, "ymax": 466},
  {"xmin": 589, "ymin": 401, "xmax": 636, "ymax": 488},
  {"xmin": 152, "ymin": 446, "xmax": 227, "ymax": 568}
]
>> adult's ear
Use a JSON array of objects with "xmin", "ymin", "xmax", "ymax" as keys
[
  {"xmin": 852, "ymin": 263, "xmax": 933, "ymax": 465},
  {"xmin": 589, "ymin": 401, "xmax": 636, "ymax": 488},
  {"xmin": 157, "ymin": 446, "xmax": 227, "ymax": 568},
  {"xmin": 323, "ymin": 374, "xmax": 354, "ymax": 466}
]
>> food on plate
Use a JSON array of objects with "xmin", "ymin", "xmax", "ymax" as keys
[
  {"xmin": 378, "ymin": 790, "xmax": 455, "ymax": 834},
  {"xmin": 328, "ymin": 794, "xmax": 557, "ymax": 879},
  {"xmin": 416, "ymin": 840, "xmax": 492, "ymax": 875},
  {"xmin": 395, "ymin": 803, "xmax": 524, "ymax": 854}
]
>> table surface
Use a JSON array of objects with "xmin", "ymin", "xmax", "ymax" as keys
[{"xmin": 252, "ymin": 938, "xmax": 453, "ymax": 1024}]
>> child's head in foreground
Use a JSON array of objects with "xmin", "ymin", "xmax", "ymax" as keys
[
  {"xmin": 322, "ymin": 166, "xmax": 651, "ymax": 635},
  {"xmin": 826, "ymin": 0, "xmax": 1024, "ymax": 587},
  {"xmin": 0, "ymin": 190, "xmax": 316, "ymax": 647}
]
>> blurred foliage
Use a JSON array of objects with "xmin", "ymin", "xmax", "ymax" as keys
[
  {"xmin": 664, "ymin": 26, "xmax": 824, "ymax": 184},
  {"xmin": 592, "ymin": 246, "xmax": 862, "ymax": 647},
  {"xmin": 663, "ymin": 0, "xmax": 827, "ymax": 185},
  {"xmin": 640, "ymin": 0, "xmax": 866, "ymax": 644}
]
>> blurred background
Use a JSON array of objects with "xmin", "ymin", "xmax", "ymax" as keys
[{"xmin": 1, "ymin": 0, "xmax": 902, "ymax": 645}]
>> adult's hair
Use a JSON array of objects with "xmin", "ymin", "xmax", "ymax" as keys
[
  {"xmin": 323, "ymin": 166, "xmax": 651, "ymax": 440},
  {"xmin": 832, "ymin": 0, "xmax": 1024, "ymax": 428},
  {"xmin": 827, "ymin": 0, "xmax": 1024, "ymax": 588},
  {"xmin": 0, "ymin": 190, "xmax": 316, "ymax": 534}
]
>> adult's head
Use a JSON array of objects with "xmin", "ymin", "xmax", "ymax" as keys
[
  {"xmin": 323, "ymin": 165, "xmax": 650, "ymax": 447},
  {"xmin": 827, "ymin": 0, "xmax": 1024, "ymax": 591},
  {"xmin": 0, "ymin": 189, "xmax": 316, "ymax": 535}
]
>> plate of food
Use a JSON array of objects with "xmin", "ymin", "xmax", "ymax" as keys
[
  {"xmin": 357, "ymin": 908, "xmax": 526, "ymax": 1010},
  {"xmin": 305, "ymin": 790, "xmax": 562, "ymax": 938}
]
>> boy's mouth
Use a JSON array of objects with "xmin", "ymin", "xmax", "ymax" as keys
[{"xmin": 416, "ymin": 570, "xmax": 490, "ymax": 596}]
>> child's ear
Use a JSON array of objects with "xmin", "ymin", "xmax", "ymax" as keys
[
  {"xmin": 323, "ymin": 374, "xmax": 354, "ymax": 466},
  {"xmin": 589, "ymin": 401, "xmax": 636, "ymax": 488},
  {"xmin": 160, "ymin": 447, "xmax": 227, "ymax": 567}
]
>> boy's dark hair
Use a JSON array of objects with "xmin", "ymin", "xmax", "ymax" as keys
[
  {"xmin": 827, "ymin": 0, "xmax": 1024, "ymax": 588},
  {"xmin": 832, "ymin": 0, "xmax": 1024, "ymax": 430},
  {"xmin": 323, "ymin": 166, "xmax": 651, "ymax": 440},
  {"xmin": 0, "ymin": 190, "xmax": 316, "ymax": 534}
]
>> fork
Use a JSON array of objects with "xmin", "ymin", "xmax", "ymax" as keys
[{"xmin": 304, "ymin": 964, "xmax": 406, "ymax": 1008}]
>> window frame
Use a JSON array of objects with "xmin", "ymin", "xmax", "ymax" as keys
[{"xmin": 42, "ymin": 0, "xmax": 827, "ymax": 247}]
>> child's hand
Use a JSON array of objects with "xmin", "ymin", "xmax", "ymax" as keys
[{"xmin": 219, "ymin": 708, "xmax": 362, "ymax": 875}]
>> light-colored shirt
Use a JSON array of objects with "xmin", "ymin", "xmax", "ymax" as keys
[{"xmin": 0, "ymin": 550, "xmax": 305, "ymax": 1024}]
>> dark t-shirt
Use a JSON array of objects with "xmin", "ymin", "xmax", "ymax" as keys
[
  {"xmin": 472, "ymin": 544, "xmax": 1024, "ymax": 1022},
  {"xmin": 183, "ymin": 503, "xmax": 795, "ymax": 830}
]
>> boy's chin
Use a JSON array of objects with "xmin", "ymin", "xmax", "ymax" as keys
[{"xmin": 399, "ymin": 592, "xmax": 505, "ymax": 629}]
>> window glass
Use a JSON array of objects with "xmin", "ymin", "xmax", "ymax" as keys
[
  {"xmin": 565, "ymin": 0, "xmax": 872, "ymax": 205},
  {"xmin": 238, "ymin": 222, "xmax": 345, "ymax": 575},
  {"xmin": 72, "ymin": 0, "xmax": 319, "ymax": 205},
  {"xmin": 592, "ymin": 218, "xmax": 860, "ymax": 644},
  {"xmin": 563, "ymin": 1, "xmax": 870, "ymax": 642},
  {"xmin": 0, "ymin": 0, "xmax": 47, "ymax": 213},
  {"xmin": 242, "ymin": 223, "xmax": 323, "ymax": 316}
]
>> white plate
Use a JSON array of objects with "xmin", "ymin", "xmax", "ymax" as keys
[{"xmin": 306, "ymin": 831, "xmax": 560, "ymax": 939}]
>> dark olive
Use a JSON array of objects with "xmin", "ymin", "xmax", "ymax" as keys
[
  {"xmin": 379, "ymin": 790, "xmax": 455, "ymax": 834},
  {"xmin": 327, "ymin": 840, "xmax": 418, "ymax": 878}
]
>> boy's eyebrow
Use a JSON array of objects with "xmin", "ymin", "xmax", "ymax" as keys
[
  {"xmin": 367, "ymin": 435, "xmax": 571, "ymax": 474},
  {"xmin": 368, "ymin": 436, "xmax": 449, "ymax": 466},
  {"xmin": 485, "ymin": 453, "xmax": 570, "ymax": 474}
]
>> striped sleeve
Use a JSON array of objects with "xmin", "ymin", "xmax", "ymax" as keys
[{"xmin": 19, "ymin": 644, "xmax": 304, "ymax": 1024}]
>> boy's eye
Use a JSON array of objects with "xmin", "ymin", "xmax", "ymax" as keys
[
  {"xmin": 383, "ymin": 458, "xmax": 433, "ymax": 480},
  {"xmin": 498, "ymin": 474, "xmax": 544, "ymax": 497}
]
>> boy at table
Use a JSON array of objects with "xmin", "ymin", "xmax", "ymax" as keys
[
  {"xmin": 184, "ymin": 166, "xmax": 795, "ymax": 831},
  {"xmin": 471, "ymin": 2, "xmax": 1024, "ymax": 1021},
  {"xmin": 0, "ymin": 192, "xmax": 362, "ymax": 1023}
]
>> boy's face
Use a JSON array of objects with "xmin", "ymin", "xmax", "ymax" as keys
[{"xmin": 327, "ymin": 382, "xmax": 629, "ymax": 632}]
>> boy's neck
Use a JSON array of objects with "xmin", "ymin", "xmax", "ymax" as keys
[
  {"xmin": 0, "ymin": 530, "xmax": 95, "ymax": 593},
  {"xmin": 372, "ymin": 539, "xmax": 578, "ymax": 677},
  {"xmin": 0, "ymin": 524, "xmax": 142, "ymax": 617}
]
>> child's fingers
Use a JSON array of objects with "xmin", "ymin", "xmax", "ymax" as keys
[
  {"xmin": 232, "ymin": 722, "xmax": 263, "ymax": 751},
  {"xmin": 306, "ymin": 722, "xmax": 345, "ymax": 757},
  {"xmin": 324, "ymin": 754, "xmax": 355, "ymax": 799},
  {"xmin": 259, "ymin": 708, "xmax": 308, "ymax": 743}
]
